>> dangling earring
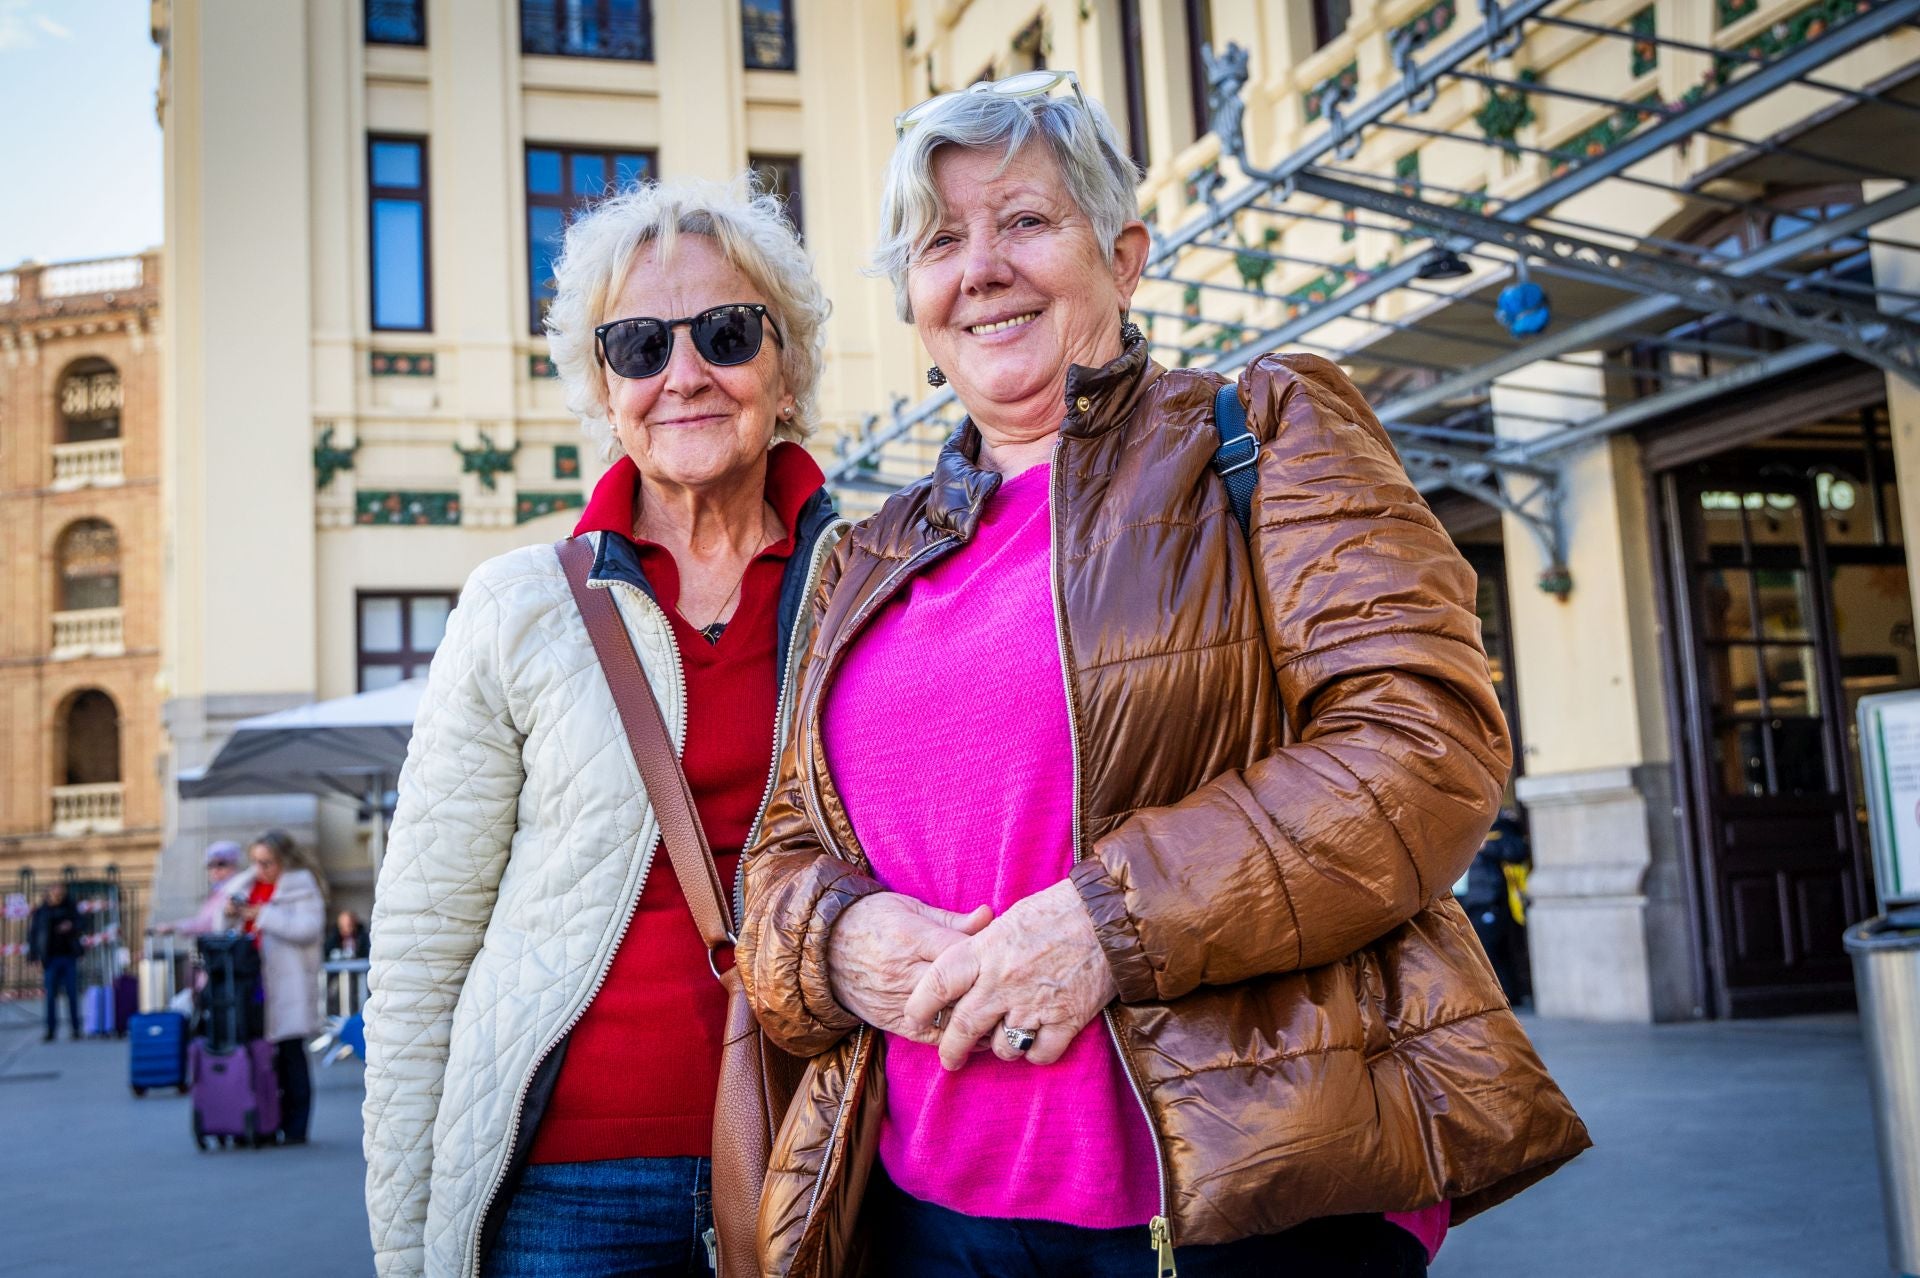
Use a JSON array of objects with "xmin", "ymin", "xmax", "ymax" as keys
[
  {"xmin": 1120, "ymin": 319, "xmax": 1145, "ymax": 348},
  {"xmin": 926, "ymin": 365, "xmax": 947, "ymax": 387}
]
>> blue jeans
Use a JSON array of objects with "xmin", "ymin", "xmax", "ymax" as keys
[
  {"xmin": 483, "ymin": 1155, "xmax": 713, "ymax": 1278},
  {"xmin": 864, "ymin": 1166, "xmax": 1428, "ymax": 1278},
  {"xmin": 42, "ymin": 957, "xmax": 80, "ymax": 1038}
]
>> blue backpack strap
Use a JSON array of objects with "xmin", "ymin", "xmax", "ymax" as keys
[{"xmin": 1211, "ymin": 381, "xmax": 1257, "ymax": 537}]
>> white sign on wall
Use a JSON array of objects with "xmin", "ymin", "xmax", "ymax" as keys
[{"xmin": 1858, "ymin": 690, "xmax": 1920, "ymax": 908}]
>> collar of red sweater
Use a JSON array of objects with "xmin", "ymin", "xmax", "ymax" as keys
[{"xmin": 572, "ymin": 440, "xmax": 824, "ymax": 558}]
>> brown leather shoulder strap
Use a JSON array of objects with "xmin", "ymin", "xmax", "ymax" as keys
[{"xmin": 556, "ymin": 536, "xmax": 736, "ymax": 953}]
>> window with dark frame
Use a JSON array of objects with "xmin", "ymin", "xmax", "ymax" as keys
[
  {"xmin": 59, "ymin": 359, "xmax": 122, "ymax": 443},
  {"xmin": 1184, "ymin": 0, "xmax": 1213, "ymax": 141},
  {"xmin": 526, "ymin": 145, "xmax": 656, "ymax": 335},
  {"xmin": 1119, "ymin": 0, "xmax": 1150, "ymax": 170},
  {"xmin": 749, "ymin": 155, "xmax": 804, "ymax": 240},
  {"xmin": 57, "ymin": 520, "xmax": 121, "ymax": 612},
  {"xmin": 357, "ymin": 591, "xmax": 458, "ymax": 691},
  {"xmin": 521, "ymin": 0, "xmax": 653, "ymax": 61},
  {"xmin": 1311, "ymin": 0, "xmax": 1352, "ymax": 49},
  {"xmin": 366, "ymin": 0, "xmax": 425, "ymax": 45},
  {"xmin": 369, "ymin": 136, "xmax": 431, "ymax": 332},
  {"xmin": 742, "ymin": 0, "xmax": 795, "ymax": 71}
]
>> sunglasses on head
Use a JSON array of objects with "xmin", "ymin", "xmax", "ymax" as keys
[
  {"xmin": 594, "ymin": 303, "xmax": 784, "ymax": 381},
  {"xmin": 894, "ymin": 69, "xmax": 1088, "ymax": 137}
]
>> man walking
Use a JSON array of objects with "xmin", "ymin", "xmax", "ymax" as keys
[{"xmin": 28, "ymin": 882, "xmax": 84, "ymax": 1042}]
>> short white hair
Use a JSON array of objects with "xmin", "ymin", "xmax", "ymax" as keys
[
  {"xmin": 872, "ymin": 85, "xmax": 1140, "ymax": 322},
  {"xmin": 546, "ymin": 177, "xmax": 829, "ymax": 460}
]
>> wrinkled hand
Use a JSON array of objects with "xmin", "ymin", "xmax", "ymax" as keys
[
  {"xmin": 903, "ymin": 879, "xmax": 1117, "ymax": 1069},
  {"xmin": 827, "ymin": 892, "xmax": 992, "ymax": 1044}
]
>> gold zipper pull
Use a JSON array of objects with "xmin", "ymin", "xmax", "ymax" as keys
[{"xmin": 1150, "ymin": 1216, "xmax": 1177, "ymax": 1277}]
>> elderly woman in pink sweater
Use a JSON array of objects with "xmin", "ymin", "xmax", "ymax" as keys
[{"xmin": 735, "ymin": 71, "xmax": 1585, "ymax": 1278}]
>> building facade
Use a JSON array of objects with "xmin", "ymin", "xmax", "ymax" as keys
[
  {"xmin": 842, "ymin": 0, "xmax": 1920, "ymax": 1021},
  {"xmin": 0, "ymin": 252, "xmax": 166, "ymax": 986},
  {"xmin": 149, "ymin": 0, "xmax": 919, "ymax": 921},
  {"xmin": 151, "ymin": 0, "xmax": 1920, "ymax": 1021}
]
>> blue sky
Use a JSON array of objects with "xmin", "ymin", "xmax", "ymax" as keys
[{"xmin": 0, "ymin": 0, "xmax": 163, "ymax": 266}]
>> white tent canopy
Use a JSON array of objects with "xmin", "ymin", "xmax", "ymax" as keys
[{"xmin": 176, "ymin": 679, "xmax": 425, "ymax": 870}]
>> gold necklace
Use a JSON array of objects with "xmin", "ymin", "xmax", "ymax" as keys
[{"xmin": 680, "ymin": 511, "xmax": 780, "ymax": 643}]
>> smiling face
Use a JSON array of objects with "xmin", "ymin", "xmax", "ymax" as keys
[
  {"xmin": 906, "ymin": 142, "xmax": 1147, "ymax": 441},
  {"xmin": 602, "ymin": 234, "xmax": 792, "ymax": 492}
]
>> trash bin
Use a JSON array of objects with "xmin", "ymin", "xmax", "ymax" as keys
[{"xmin": 1846, "ymin": 909, "xmax": 1920, "ymax": 1278}]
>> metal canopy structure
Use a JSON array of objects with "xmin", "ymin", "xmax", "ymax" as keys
[{"xmin": 829, "ymin": 0, "xmax": 1920, "ymax": 595}]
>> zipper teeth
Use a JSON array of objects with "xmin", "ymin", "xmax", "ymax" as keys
[
  {"xmin": 790, "ymin": 532, "xmax": 961, "ymax": 1242},
  {"xmin": 1046, "ymin": 442, "xmax": 1172, "ymax": 1233},
  {"xmin": 465, "ymin": 568, "xmax": 687, "ymax": 1278},
  {"xmin": 802, "ymin": 1024, "xmax": 869, "ymax": 1223},
  {"xmin": 736, "ymin": 520, "xmax": 849, "ymax": 926}
]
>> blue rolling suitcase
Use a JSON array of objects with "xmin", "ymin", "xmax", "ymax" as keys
[
  {"xmin": 130, "ymin": 936, "xmax": 189, "ymax": 1095},
  {"xmin": 130, "ymin": 1011, "xmax": 189, "ymax": 1094}
]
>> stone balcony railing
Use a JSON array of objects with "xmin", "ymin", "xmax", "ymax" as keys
[
  {"xmin": 52, "ymin": 783, "xmax": 125, "ymax": 836},
  {"xmin": 51, "ymin": 608, "xmax": 126, "ymax": 660},
  {"xmin": 50, "ymin": 438, "xmax": 125, "ymax": 490},
  {"xmin": 0, "ymin": 252, "xmax": 159, "ymax": 320}
]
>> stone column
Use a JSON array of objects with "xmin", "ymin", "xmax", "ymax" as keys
[
  {"xmin": 1493, "ymin": 358, "xmax": 1700, "ymax": 1022},
  {"xmin": 1865, "ymin": 183, "xmax": 1920, "ymax": 633},
  {"xmin": 155, "ymin": 0, "xmax": 320, "ymax": 921}
]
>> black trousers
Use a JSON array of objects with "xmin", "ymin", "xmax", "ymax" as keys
[
  {"xmin": 273, "ymin": 1037, "xmax": 312, "ymax": 1142},
  {"xmin": 865, "ymin": 1167, "xmax": 1428, "ymax": 1278}
]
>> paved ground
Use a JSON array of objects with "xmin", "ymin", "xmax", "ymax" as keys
[
  {"xmin": 1433, "ymin": 1013, "xmax": 1888, "ymax": 1278},
  {"xmin": 0, "ymin": 1001, "xmax": 1896, "ymax": 1277},
  {"xmin": 0, "ymin": 999, "xmax": 373, "ymax": 1276}
]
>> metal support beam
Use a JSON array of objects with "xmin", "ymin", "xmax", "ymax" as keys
[
  {"xmin": 1403, "ymin": 449, "xmax": 1571, "ymax": 596},
  {"xmin": 1373, "ymin": 180, "xmax": 1920, "ymax": 425},
  {"xmin": 1292, "ymin": 168, "xmax": 1920, "ymax": 384},
  {"xmin": 1200, "ymin": 0, "xmax": 1920, "ymax": 377}
]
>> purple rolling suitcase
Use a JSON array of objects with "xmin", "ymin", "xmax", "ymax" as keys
[
  {"xmin": 113, "ymin": 974, "xmax": 138, "ymax": 1036},
  {"xmin": 189, "ymin": 1037, "xmax": 279, "ymax": 1149},
  {"xmin": 189, "ymin": 935, "xmax": 279, "ymax": 1149}
]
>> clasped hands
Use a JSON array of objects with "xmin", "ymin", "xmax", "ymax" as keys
[{"xmin": 825, "ymin": 879, "xmax": 1117, "ymax": 1071}]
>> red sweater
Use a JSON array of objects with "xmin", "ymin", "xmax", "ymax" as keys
[{"xmin": 529, "ymin": 443, "xmax": 823, "ymax": 1165}]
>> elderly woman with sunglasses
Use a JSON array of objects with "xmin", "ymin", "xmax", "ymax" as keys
[
  {"xmin": 737, "ymin": 74, "xmax": 1588, "ymax": 1277},
  {"xmin": 364, "ymin": 178, "xmax": 851, "ymax": 1278}
]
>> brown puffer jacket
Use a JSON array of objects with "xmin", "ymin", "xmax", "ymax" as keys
[{"xmin": 738, "ymin": 341, "xmax": 1590, "ymax": 1274}]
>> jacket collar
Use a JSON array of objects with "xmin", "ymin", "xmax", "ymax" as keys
[
  {"xmin": 926, "ymin": 334, "xmax": 1155, "ymax": 539},
  {"xmin": 578, "ymin": 450, "xmax": 842, "ymax": 659}
]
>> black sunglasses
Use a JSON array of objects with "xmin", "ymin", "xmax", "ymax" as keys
[{"xmin": 594, "ymin": 303, "xmax": 784, "ymax": 380}]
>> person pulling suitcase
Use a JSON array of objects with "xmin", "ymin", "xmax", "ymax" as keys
[{"xmin": 227, "ymin": 830, "xmax": 325, "ymax": 1146}]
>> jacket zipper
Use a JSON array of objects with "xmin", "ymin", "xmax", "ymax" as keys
[
  {"xmin": 735, "ymin": 519, "xmax": 849, "ymax": 928},
  {"xmin": 706, "ymin": 518, "xmax": 847, "ymax": 1274},
  {"xmin": 1046, "ymin": 441, "xmax": 1176, "ymax": 1278},
  {"xmin": 788, "ymin": 534, "xmax": 960, "ymax": 1248},
  {"xmin": 797, "ymin": 536, "xmax": 958, "ymax": 854},
  {"xmin": 464, "ymin": 568, "xmax": 687, "ymax": 1278}
]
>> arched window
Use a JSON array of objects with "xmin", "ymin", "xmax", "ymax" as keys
[
  {"xmin": 62, "ymin": 689, "xmax": 121, "ymax": 785},
  {"xmin": 58, "ymin": 358, "xmax": 122, "ymax": 444},
  {"xmin": 57, "ymin": 520, "xmax": 120, "ymax": 611}
]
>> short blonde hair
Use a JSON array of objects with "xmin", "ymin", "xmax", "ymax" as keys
[{"xmin": 546, "ymin": 177, "xmax": 829, "ymax": 460}]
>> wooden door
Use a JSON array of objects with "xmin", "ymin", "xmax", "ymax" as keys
[{"xmin": 1665, "ymin": 467, "xmax": 1878, "ymax": 1015}]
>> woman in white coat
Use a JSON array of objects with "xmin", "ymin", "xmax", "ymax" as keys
[{"xmin": 231, "ymin": 828, "xmax": 325, "ymax": 1144}]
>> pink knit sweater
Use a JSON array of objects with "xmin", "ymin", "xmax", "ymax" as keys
[
  {"xmin": 819, "ymin": 461, "xmax": 1449, "ymax": 1256},
  {"xmin": 821, "ymin": 463, "xmax": 1161, "ymax": 1227}
]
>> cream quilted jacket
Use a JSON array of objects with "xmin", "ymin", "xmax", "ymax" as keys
[{"xmin": 363, "ymin": 514, "xmax": 842, "ymax": 1278}]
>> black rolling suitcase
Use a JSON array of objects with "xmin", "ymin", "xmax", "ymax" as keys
[{"xmin": 195, "ymin": 933, "xmax": 265, "ymax": 1050}]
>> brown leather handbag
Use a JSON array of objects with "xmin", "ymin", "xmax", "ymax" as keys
[{"xmin": 560, "ymin": 536, "xmax": 805, "ymax": 1278}]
